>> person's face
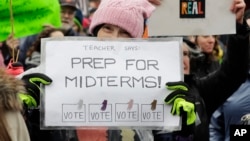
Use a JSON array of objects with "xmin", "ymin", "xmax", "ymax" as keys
[
  {"xmin": 182, "ymin": 43, "xmax": 190, "ymax": 74},
  {"xmin": 97, "ymin": 24, "xmax": 132, "ymax": 38},
  {"xmin": 60, "ymin": 6, "xmax": 76, "ymax": 28},
  {"xmin": 50, "ymin": 31, "xmax": 64, "ymax": 38},
  {"xmin": 196, "ymin": 35, "xmax": 216, "ymax": 54}
]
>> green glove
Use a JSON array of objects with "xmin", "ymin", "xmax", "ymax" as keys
[
  {"xmin": 19, "ymin": 93, "xmax": 37, "ymax": 108},
  {"xmin": 20, "ymin": 73, "xmax": 52, "ymax": 108},
  {"xmin": 165, "ymin": 81, "xmax": 196, "ymax": 125}
]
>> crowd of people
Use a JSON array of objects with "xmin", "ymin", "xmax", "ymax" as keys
[{"xmin": 0, "ymin": 0, "xmax": 249, "ymax": 141}]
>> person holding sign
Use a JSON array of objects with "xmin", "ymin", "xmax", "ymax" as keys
[
  {"xmin": 154, "ymin": 0, "xmax": 249, "ymax": 141},
  {"xmin": 209, "ymin": 9, "xmax": 250, "ymax": 141},
  {"xmin": 89, "ymin": 0, "xmax": 155, "ymax": 38},
  {"xmin": 18, "ymin": 0, "xmax": 158, "ymax": 140},
  {"xmin": 76, "ymin": 0, "xmax": 156, "ymax": 140}
]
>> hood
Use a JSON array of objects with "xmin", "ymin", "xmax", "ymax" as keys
[{"xmin": 0, "ymin": 69, "xmax": 25, "ymax": 111}]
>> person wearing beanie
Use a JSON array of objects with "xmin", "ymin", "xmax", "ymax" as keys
[
  {"xmin": 76, "ymin": 0, "xmax": 156, "ymax": 141},
  {"xmin": 89, "ymin": 0, "xmax": 155, "ymax": 38}
]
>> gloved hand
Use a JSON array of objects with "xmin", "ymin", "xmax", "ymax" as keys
[
  {"xmin": 19, "ymin": 73, "xmax": 52, "ymax": 108},
  {"xmin": 164, "ymin": 81, "xmax": 196, "ymax": 126}
]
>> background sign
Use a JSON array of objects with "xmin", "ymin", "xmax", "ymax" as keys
[
  {"xmin": 0, "ymin": 0, "xmax": 61, "ymax": 41},
  {"xmin": 41, "ymin": 37, "xmax": 183, "ymax": 129},
  {"xmin": 148, "ymin": 0, "xmax": 234, "ymax": 36}
]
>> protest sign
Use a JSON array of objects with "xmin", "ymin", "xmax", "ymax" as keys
[
  {"xmin": 0, "ymin": 0, "xmax": 61, "ymax": 41},
  {"xmin": 148, "ymin": 0, "xmax": 234, "ymax": 36},
  {"xmin": 41, "ymin": 37, "xmax": 183, "ymax": 130}
]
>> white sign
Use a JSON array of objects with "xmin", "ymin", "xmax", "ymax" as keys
[
  {"xmin": 148, "ymin": 0, "xmax": 235, "ymax": 36},
  {"xmin": 41, "ymin": 37, "xmax": 183, "ymax": 130}
]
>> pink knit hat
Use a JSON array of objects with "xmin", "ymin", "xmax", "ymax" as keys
[{"xmin": 89, "ymin": 0, "xmax": 155, "ymax": 38}]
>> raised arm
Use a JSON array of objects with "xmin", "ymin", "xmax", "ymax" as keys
[{"xmin": 197, "ymin": 0, "xmax": 249, "ymax": 118}]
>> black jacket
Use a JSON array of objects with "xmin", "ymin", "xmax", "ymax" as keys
[
  {"xmin": 154, "ymin": 21, "xmax": 250, "ymax": 141},
  {"xmin": 190, "ymin": 53, "xmax": 221, "ymax": 78},
  {"xmin": 185, "ymin": 21, "xmax": 250, "ymax": 141}
]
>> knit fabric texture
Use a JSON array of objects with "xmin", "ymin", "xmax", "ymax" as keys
[{"xmin": 89, "ymin": 0, "xmax": 155, "ymax": 38}]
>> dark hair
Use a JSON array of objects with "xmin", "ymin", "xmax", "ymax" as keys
[
  {"xmin": 26, "ymin": 27, "xmax": 65, "ymax": 58},
  {"xmin": 92, "ymin": 24, "xmax": 104, "ymax": 37},
  {"xmin": 91, "ymin": 19, "xmax": 147, "ymax": 37}
]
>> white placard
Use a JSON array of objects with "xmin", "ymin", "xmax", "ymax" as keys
[
  {"xmin": 148, "ymin": 0, "xmax": 235, "ymax": 36},
  {"xmin": 41, "ymin": 37, "xmax": 183, "ymax": 130}
]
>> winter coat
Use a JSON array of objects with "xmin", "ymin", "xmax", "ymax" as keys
[
  {"xmin": 5, "ymin": 111, "xmax": 31, "ymax": 141},
  {"xmin": 0, "ymin": 69, "xmax": 30, "ymax": 141},
  {"xmin": 190, "ymin": 53, "xmax": 221, "ymax": 78}
]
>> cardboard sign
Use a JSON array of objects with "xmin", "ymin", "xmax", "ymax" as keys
[
  {"xmin": 148, "ymin": 0, "xmax": 234, "ymax": 36},
  {"xmin": 0, "ymin": 0, "xmax": 61, "ymax": 41},
  {"xmin": 41, "ymin": 37, "xmax": 183, "ymax": 130}
]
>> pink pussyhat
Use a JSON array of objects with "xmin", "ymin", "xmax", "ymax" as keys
[{"xmin": 89, "ymin": 0, "xmax": 155, "ymax": 38}]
